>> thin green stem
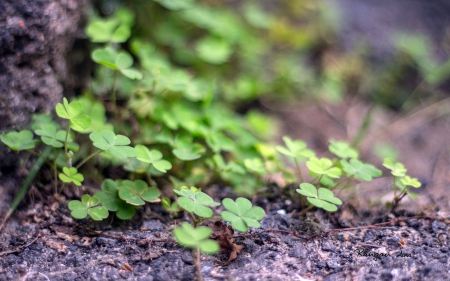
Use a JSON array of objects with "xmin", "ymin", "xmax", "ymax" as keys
[
  {"xmin": 53, "ymin": 148, "xmax": 58, "ymax": 195},
  {"xmin": 111, "ymin": 70, "xmax": 119, "ymax": 124},
  {"xmin": 189, "ymin": 212, "xmax": 198, "ymax": 228},
  {"xmin": 294, "ymin": 158, "xmax": 304, "ymax": 182},
  {"xmin": 393, "ymin": 177, "xmax": 397, "ymax": 201},
  {"xmin": 76, "ymin": 150, "xmax": 102, "ymax": 169},
  {"xmin": 64, "ymin": 125, "xmax": 71, "ymax": 167}
]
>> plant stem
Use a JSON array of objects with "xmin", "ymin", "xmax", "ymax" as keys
[
  {"xmin": 195, "ymin": 247, "xmax": 203, "ymax": 281},
  {"xmin": 76, "ymin": 150, "xmax": 102, "ymax": 169},
  {"xmin": 189, "ymin": 212, "xmax": 198, "ymax": 227},
  {"xmin": 111, "ymin": 70, "xmax": 119, "ymax": 124},
  {"xmin": 0, "ymin": 146, "xmax": 52, "ymax": 230},
  {"xmin": 64, "ymin": 125, "xmax": 71, "ymax": 167},
  {"xmin": 294, "ymin": 158, "xmax": 304, "ymax": 182},
  {"xmin": 53, "ymin": 149, "xmax": 58, "ymax": 195},
  {"xmin": 393, "ymin": 176, "xmax": 397, "ymax": 202}
]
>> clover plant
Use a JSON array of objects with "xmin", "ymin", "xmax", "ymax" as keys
[
  {"xmin": 59, "ymin": 167, "xmax": 84, "ymax": 186},
  {"xmin": 221, "ymin": 198, "xmax": 265, "ymax": 232},
  {"xmin": 1, "ymin": 131, "xmax": 39, "ymax": 151},
  {"xmin": 296, "ymin": 183, "xmax": 342, "ymax": 212},
  {"xmin": 68, "ymin": 195, "xmax": 108, "ymax": 221}
]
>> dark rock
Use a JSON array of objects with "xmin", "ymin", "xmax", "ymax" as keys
[
  {"xmin": 288, "ymin": 246, "xmax": 307, "ymax": 259},
  {"xmin": 380, "ymin": 271, "xmax": 393, "ymax": 281}
]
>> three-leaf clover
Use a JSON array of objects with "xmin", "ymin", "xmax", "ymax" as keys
[
  {"xmin": 172, "ymin": 143, "xmax": 205, "ymax": 161},
  {"xmin": 90, "ymin": 130, "xmax": 137, "ymax": 158},
  {"xmin": 94, "ymin": 179, "xmax": 137, "ymax": 220},
  {"xmin": 1, "ymin": 130, "xmax": 39, "ymax": 151},
  {"xmin": 244, "ymin": 158, "xmax": 266, "ymax": 175},
  {"xmin": 221, "ymin": 198, "xmax": 265, "ymax": 232},
  {"xmin": 383, "ymin": 158, "xmax": 407, "ymax": 177},
  {"xmin": 174, "ymin": 187, "xmax": 220, "ymax": 218},
  {"xmin": 91, "ymin": 47, "xmax": 143, "ymax": 80},
  {"xmin": 400, "ymin": 176, "xmax": 421, "ymax": 188},
  {"xmin": 306, "ymin": 157, "xmax": 342, "ymax": 178},
  {"xmin": 135, "ymin": 145, "xmax": 172, "ymax": 173},
  {"xmin": 118, "ymin": 180, "xmax": 160, "ymax": 206},
  {"xmin": 69, "ymin": 195, "xmax": 108, "ymax": 221},
  {"xmin": 296, "ymin": 183, "xmax": 342, "ymax": 212},
  {"xmin": 329, "ymin": 140, "xmax": 358, "ymax": 159},
  {"xmin": 173, "ymin": 223, "xmax": 219, "ymax": 254},
  {"xmin": 59, "ymin": 167, "xmax": 84, "ymax": 186},
  {"xmin": 35, "ymin": 124, "xmax": 77, "ymax": 149},
  {"xmin": 276, "ymin": 136, "xmax": 315, "ymax": 159},
  {"xmin": 86, "ymin": 10, "xmax": 133, "ymax": 44},
  {"xmin": 55, "ymin": 98, "xmax": 92, "ymax": 131},
  {"xmin": 340, "ymin": 159, "xmax": 382, "ymax": 181}
]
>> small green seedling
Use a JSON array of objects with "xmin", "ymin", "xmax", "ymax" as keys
[
  {"xmin": 340, "ymin": 159, "xmax": 382, "ymax": 181},
  {"xmin": 162, "ymin": 197, "xmax": 180, "ymax": 214},
  {"xmin": 383, "ymin": 158, "xmax": 407, "ymax": 177},
  {"xmin": 400, "ymin": 176, "xmax": 421, "ymax": 188},
  {"xmin": 135, "ymin": 145, "xmax": 172, "ymax": 173},
  {"xmin": 172, "ymin": 142, "xmax": 205, "ymax": 161},
  {"xmin": 173, "ymin": 223, "xmax": 219, "ymax": 254},
  {"xmin": 1, "ymin": 130, "xmax": 39, "ymax": 151},
  {"xmin": 86, "ymin": 9, "xmax": 134, "ymax": 43},
  {"xmin": 90, "ymin": 130, "xmax": 137, "ymax": 159},
  {"xmin": 243, "ymin": 158, "xmax": 266, "ymax": 175},
  {"xmin": 56, "ymin": 98, "xmax": 92, "ymax": 131},
  {"xmin": 221, "ymin": 198, "xmax": 265, "ymax": 232},
  {"xmin": 68, "ymin": 194, "xmax": 108, "ymax": 221},
  {"xmin": 296, "ymin": 183, "xmax": 342, "ymax": 212},
  {"xmin": 59, "ymin": 167, "xmax": 84, "ymax": 186},
  {"xmin": 329, "ymin": 140, "xmax": 358, "ymax": 159},
  {"xmin": 174, "ymin": 187, "xmax": 220, "ymax": 218},
  {"xmin": 118, "ymin": 180, "xmax": 160, "ymax": 205},
  {"xmin": 306, "ymin": 157, "xmax": 342, "ymax": 178}
]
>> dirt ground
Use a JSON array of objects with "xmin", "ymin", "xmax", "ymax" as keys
[{"xmin": 1, "ymin": 98, "xmax": 450, "ymax": 281}]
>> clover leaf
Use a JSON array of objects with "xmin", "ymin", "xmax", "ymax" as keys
[
  {"xmin": 244, "ymin": 158, "xmax": 266, "ymax": 175},
  {"xmin": 86, "ymin": 10, "xmax": 133, "ymax": 44},
  {"xmin": 195, "ymin": 36, "xmax": 232, "ymax": 65},
  {"xmin": 306, "ymin": 157, "xmax": 342, "ymax": 178},
  {"xmin": 91, "ymin": 47, "xmax": 143, "ymax": 80},
  {"xmin": 172, "ymin": 142, "xmax": 205, "ymax": 161},
  {"xmin": 400, "ymin": 176, "xmax": 421, "ymax": 188},
  {"xmin": 35, "ymin": 124, "xmax": 73, "ymax": 148},
  {"xmin": 174, "ymin": 223, "xmax": 219, "ymax": 254},
  {"xmin": 68, "ymin": 194, "xmax": 109, "ymax": 221},
  {"xmin": 55, "ymin": 98, "xmax": 92, "ymax": 131},
  {"xmin": 1, "ymin": 130, "xmax": 39, "ymax": 151},
  {"xmin": 296, "ymin": 183, "xmax": 342, "ymax": 212},
  {"xmin": 275, "ymin": 136, "xmax": 315, "ymax": 160},
  {"xmin": 221, "ymin": 198, "xmax": 265, "ymax": 232},
  {"xmin": 118, "ymin": 180, "xmax": 160, "ymax": 206},
  {"xmin": 329, "ymin": 140, "xmax": 358, "ymax": 159},
  {"xmin": 59, "ymin": 167, "xmax": 84, "ymax": 186},
  {"xmin": 94, "ymin": 179, "xmax": 138, "ymax": 220},
  {"xmin": 135, "ymin": 145, "xmax": 172, "ymax": 173},
  {"xmin": 383, "ymin": 158, "xmax": 407, "ymax": 177},
  {"xmin": 174, "ymin": 187, "xmax": 220, "ymax": 218},
  {"xmin": 89, "ymin": 130, "xmax": 137, "ymax": 159},
  {"xmin": 340, "ymin": 159, "xmax": 382, "ymax": 181}
]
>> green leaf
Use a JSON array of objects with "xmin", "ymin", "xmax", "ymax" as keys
[
  {"xmin": 329, "ymin": 140, "xmax": 358, "ymax": 159},
  {"xmin": 173, "ymin": 143, "xmax": 205, "ymax": 161},
  {"xmin": 68, "ymin": 195, "xmax": 108, "ymax": 221},
  {"xmin": 275, "ymin": 136, "xmax": 315, "ymax": 159},
  {"xmin": 135, "ymin": 145, "xmax": 172, "ymax": 173},
  {"xmin": 196, "ymin": 36, "xmax": 232, "ymax": 65},
  {"xmin": 89, "ymin": 130, "xmax": 136, "ymax": 159},
  {"xmin": 173, "ymin": 223, "xmax": 219, "ymax": 255},
  {"xmin": 1, "ymin": 130, "xmax": 39, "ymax": 151},
  {"xmin": 244, "ymin": 158, "xmax": 266, "ymax": 175},
  {"xmin": 340, "ymin": 159, "xmax": 382, "ymax": 181},
  {"xmin": 400, "ymin": 176, "xmax": 421, "ymax": 188},
  {"xmin": 383, "ymin": 158, "xmax": 407, "ymax": 177},
  {"xmin": 296, "ymin": 183, "xmax": 342, "ymax": 212},
  {"xmin": 153, "ymin": 0, "xmax": 194, "ymax": 10},
  {"xmin": 35, "ymin": 124, "xmax": 72, "ymax": 148},
  {"xmin": 118, "ymin": 180, "xmax": 160, "ymax": 206},
  {"xmin": 174, "ymin": 188, "xmax": 220, "ymax": 218},
  {"xmin": 306, "ymin": 157, "xmax": 342, "ymax": 178},
  {"xmin": 59, "ymin": 167, "xmax": 84, "ymax": 186},
  {"xmin": 86, "ymin": 19, "xmax": 120, "ymax": 43},
  {"xmin": 94, "ymin": 179, "xmax": 120, "ymax": 211},
  {"xmin": 55, "ymin": 98, "xmax": 92, "ymax": 130},
  {"xmin": 221, "ymin": 198, "xmax": 265, "ymax": 232}
]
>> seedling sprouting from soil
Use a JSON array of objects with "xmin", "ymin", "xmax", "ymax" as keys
[
  {"xmin": 296, "ymin": 183, "xmax": 342, "ymax": 212},
  {"xmin": 221, "ymin": 198, "xmax": 265, "ymax": 232}
]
